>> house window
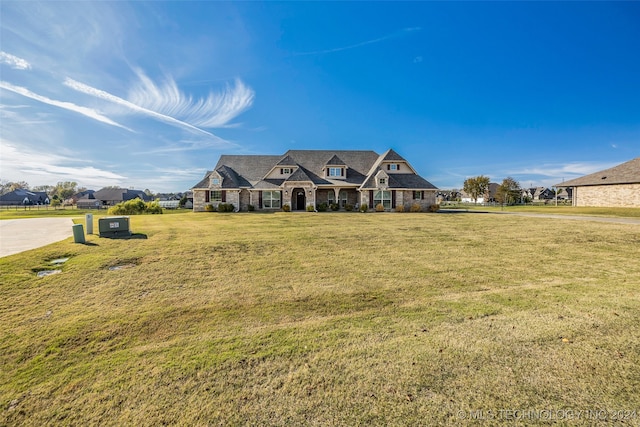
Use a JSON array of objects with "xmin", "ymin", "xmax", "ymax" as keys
[
  {"xmin": 280, "ymin": 168, "xmax": 292, "ymax": 174},
  {"xmin": 328, "ymin": 192, "xmax": 335, "ymax": 205},
  {"xmin": 388, "ymin": 164, "xmax": 399, "ymax": 171},
  {"xmin": 262, "ymin": 191, "xmax": 281, "ymax": 208},
  {"xmin": 328, "ymin": 167, "xmax": 343, "ymax": 177},
  {"xmin": 374, "ymin": 190, "xmax": 391, "ymax": 209},
  {"xmin": 212, "ymin": 178, "xmax": 220, "ymax": 185},
  {"xmin": 413, "ymin": 191, "xmax": 423, "ymax": 200},
  {"xmin": 210, "ymin": 191, "xmax": 223, "ymax": 202},
  {"xmin": 339, "ymin": 190, "xmax": 348, "ymax": 207},
  {"xmin": 379, "ymin": 178, "xmax": 386, "ymax": 185}
]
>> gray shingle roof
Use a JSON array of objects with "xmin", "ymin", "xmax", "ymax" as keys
[
  {"xmin": 92, "ymin": 188, "xmax": 151, "ymax": 202},
  {"xmin": 557, "ymin": 157, "xmax": 640, "ymax": 187},
  {"xmin": 276, "ymin": 155, "xmax": 296, "ymax": 166},
  {"xmin": 192, "ymin": 171, "xmax": 213, "ymax": 189},
  {"xmin": 325, "ymin": 154, "xmax": 346, "ymax": 165},
  {"xmin": 286, "ymin": 166, "xmax": 317, "ymax": 183},
  {"xmin": 361, "ymin": 170, "xmax": 437, "ymax": 189},
  {"xmin": 382, "ymin": 148, "xmax": 406, "ymax": 161},
  {"xmin": 215, "ymin": 155, "xmax": 282, "ymax": 183},
  {"xmin": 0, "ymin": 190, "xmax": 49, "ymax": 203},
  {"xmin": 217, "ymin": 165, "xmax": 251, "ymax": 188}
]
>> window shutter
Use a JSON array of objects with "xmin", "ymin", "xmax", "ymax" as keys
[
  {"xmin": 205, "ymin": 191, "xmax": 210, "ymax": 203},
  {"xmin": 397, "ymin": 164, "xmax": 400, "ymax": 170},
  {"xmin": 222, "ymin": 190, "xmax": 226, "ymax": 202},
  {"xmin": 392, "ymin": 190, "xmax": 396, "ymax": 209},
  {"xmin": 341, "ymin": 168, "xmax": 344, "ymax": 176},
  {"xmin": 259, "ymin": 191, "xmax": 263, "ymax": 209},
  {"xmin": 369, "ymin": 190, "xmax": 374, "ymax": 208},
  {"xmin": 387, "ymin": 164, "xmax": 390, "ymax": 170},
  {"xmin": 326, "ymin": 169, "xmax": 330, "ymax": 177}
]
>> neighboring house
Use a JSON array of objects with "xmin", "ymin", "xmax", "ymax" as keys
[
  {"xmin": 460, "ymin": 183, "xmax": 499, "ymax": 204},
  {"xmin": 522, "ymin": 187, "xmax": 555, "ymax": 202},
  {"xmin": 67, "ymin": 190, "xmax": 95, "ymax": 205},
  {"xmin": 556, "ymin": 157, "xmax": 640, "ymax": 207},
  {"xmin": 0, "ymin": 189, "xmax": 50, "ymax": 206},
  {"xmin": 76, "ymin": 187, "xmax": 151, "ymax": 209},
  {"xmin": 192, "ymin": 149, "xmax": 438, "ymax": 212}
]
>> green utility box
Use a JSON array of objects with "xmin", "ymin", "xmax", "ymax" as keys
[
  {"xmin": 98, "ymin": 216, "xmax": 131, "ymax": 238},
  {"xmin": 72, "ymin": 224, "xmax": 85, "ymax": 244}
]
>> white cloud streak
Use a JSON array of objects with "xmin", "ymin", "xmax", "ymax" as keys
[
  {"xmin": 128, "ymin": 70, "xmax": 255, "ymax": 128},
  {"xmin": 0, "ymin": 51, "xmax": 31, "ymax": 70},
  {"xmin": 64, "ymin": 77, "xmax": 221, "ymax": 137},
  {"xmin": 294, "ymin": 27, "xmax": 421, "ymax": 56},
  {"xmin": 0, "ymin": 80, "xmax": 132, "ymax": 130},
  {"xmin": 517, "ymin": 161, "xmax": 619, "ymax": 178}
]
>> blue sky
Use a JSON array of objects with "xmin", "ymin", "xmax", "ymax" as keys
[{"xmin": 1, "ymin": 1, "xmax": 638, "ymax": 192}]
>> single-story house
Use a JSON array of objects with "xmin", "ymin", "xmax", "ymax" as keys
[
  {"xmin": 77, "ymin": 188, "xmax": 152, "ymax": 209},
  {"xmin": 66, "ymin": 190, "xmax": 95, "ymax": 205},
  {"xmin": 0, "ymin": 189, "xmax": 50, "ymax": 206},
  {"xmin": 192, "ymin": 149, "xmax": 438, "ymax": 212},
  {"xmin": 556, "ymin": 157, "xmax": 640, "ymax": 207}
]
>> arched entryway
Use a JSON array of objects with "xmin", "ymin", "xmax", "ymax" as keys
[{"xmin": 293, "ymin": 188, "xmax": 306, "ymax": 210}]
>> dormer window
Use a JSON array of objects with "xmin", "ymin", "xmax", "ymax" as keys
[
  {"xmin": 328, "ymin": 167, "xmax": 344, "ymax": 177},
  {"xmin": 281, "ymin": 168, "xmax": 293, "ymax": 174},
  {"xmin": 387, "ymin": 164, "xmax": 400, "ymax": 171},
  {"xmin": 212, "ymin": 178, "xmax": 220, "ymax": 185},
  {"xmin": 379, "ymin": 178, "xmax": 386, "ymax": 185}
]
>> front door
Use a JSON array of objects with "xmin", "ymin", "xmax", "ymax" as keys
[{"xmin": 296, "ymin": 191, "xmax": 306, "ymax": 210}]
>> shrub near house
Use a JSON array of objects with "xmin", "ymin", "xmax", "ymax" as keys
[{"xmin": 107, "ymin": 198, "xmax": 163, "ymax": 215}]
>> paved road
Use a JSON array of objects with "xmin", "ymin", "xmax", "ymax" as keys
[{"xmin": 0, "ymin": 218, "xmax": 75, "ymax": 258}]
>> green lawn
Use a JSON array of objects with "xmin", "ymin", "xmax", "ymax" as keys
[
  {"xmin": 1, "ymin": 212, "xmax": 639, "ymax": 425},
  {"xmin": 444, "ymin": 204, "xmax": 640, "ymax": 218}
]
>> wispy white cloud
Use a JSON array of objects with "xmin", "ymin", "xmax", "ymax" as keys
[
  {"xmin": 0, "ymin": 80, "xmax": 132, "ymax": 130},
  {"xmin": 517, "ymin": 161, "xmax": 618, "ymax": 178},
  {"xmin": 128, "ymin": 70, "xmax": 255, "ymax": 128},
  {"xmin": 294, "ymin": 27, "xmax": 421, "ymax": 56},
  {"xmin": 0, "ymin": 51, "xmax": 31, "ymax": 70},
  {"xmin": 64, "ymin": 77, "xmax": 225, "ymax": 138}
]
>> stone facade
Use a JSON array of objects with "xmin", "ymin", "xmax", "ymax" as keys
[{"xmin": 573, "ymin": 183, "xmax": 640, "ymax": 207}]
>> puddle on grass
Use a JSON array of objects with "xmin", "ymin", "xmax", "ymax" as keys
[
  {"xmin": 37, "ymin": 270, "xmax": 62, "ymax": 278},
  {"xmin": 108, "ymin": 264, "xmax": 137, "ymax": 271},
  {"xmin": 49, "ymin": 257, "xmax": 70, "ymax": 265}
]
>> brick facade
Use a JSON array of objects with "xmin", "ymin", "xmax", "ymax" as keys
[{"xmin": 573, "ymin": 183, "xmax": 640, "ymax": 207}]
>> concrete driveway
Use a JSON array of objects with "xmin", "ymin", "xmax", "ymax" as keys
[{"xmin": 0, "ymin": 217, "xmax": 75, "ymax": 258}]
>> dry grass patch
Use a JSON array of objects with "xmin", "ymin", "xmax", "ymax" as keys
[{"xmin": 1, "ymin": 212, "xmax": 639, "ymax": 425}]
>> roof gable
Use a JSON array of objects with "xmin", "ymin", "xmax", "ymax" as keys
[
  {"xmin": 381, "ymin": 148, "xmax": 406, "ymax": 162},
  {"xmin": 325, "ymin": 154, "xmax": 346, "ymax": 166}
]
